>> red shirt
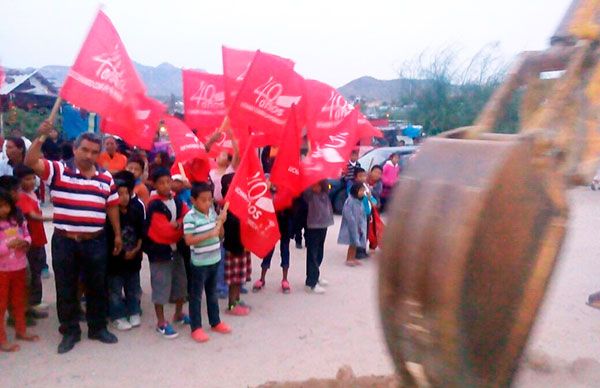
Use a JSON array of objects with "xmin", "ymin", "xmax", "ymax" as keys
[{"xmin": 17, "ymin": 191, "xmax": 47, "ymax": 247}]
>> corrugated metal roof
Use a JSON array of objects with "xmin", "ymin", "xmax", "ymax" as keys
[{"xmin": 0, "ymin": 69, "xmax": 57, "ymax": 96}]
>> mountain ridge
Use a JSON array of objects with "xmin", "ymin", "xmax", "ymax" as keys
[{"xmin": 12, "ymin": 63, "xmax": 412, "ymax": 103}]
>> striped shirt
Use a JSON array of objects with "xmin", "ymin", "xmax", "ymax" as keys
[
  {"xmin": 183, "ymin": 206, "xmax": 221, "ymax": 267},
  {"xmin": 41, "ymin": 159, "xmax": 119, "ymax": 233}
]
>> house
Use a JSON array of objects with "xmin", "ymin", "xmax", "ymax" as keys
[{"xmin": 0, "ymin": 69, "xmax": 58, "ymax": 111}]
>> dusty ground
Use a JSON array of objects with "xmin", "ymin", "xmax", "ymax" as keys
[{"xmin": 1, "ymin": 187, "xmax": 600, "ymax": 387}]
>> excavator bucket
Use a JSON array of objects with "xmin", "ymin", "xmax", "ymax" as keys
[
  {"xmin": 377, "ymin": 2, "xmax": 600, "ymax": 385},
  {"xmin": 379, "ymin": 135, "xmax": 568, "ymax": 386}
]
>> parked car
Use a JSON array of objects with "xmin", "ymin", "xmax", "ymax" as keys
[{"xmin": 328, "ymin": 146, "xmax": 418, "ymax": 214}]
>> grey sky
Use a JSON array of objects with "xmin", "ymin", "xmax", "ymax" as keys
[{"xmin": 0, "ymin": 0, "xmax": 573, "ymax": 87}]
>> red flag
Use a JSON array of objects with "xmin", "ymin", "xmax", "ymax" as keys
[
  {"xmin": 163, "ymin": 115, "xmax": 208, "ymax": 163},
  {"xmin": 301, "ymin": 109, "xmax": 359, "ymax": 189},
  {"xmin": 182, "ymin": 70, "xmax": 226, "ymax": 138},
  {"xmin": 102, "ymin": 94, "xmax": 165, "ymax": 150},
  {"xmin": 270, "ymin": 106, "xmax": 302, "ymax": 209},
  {"xmin": 304, "ymin": 79, "xmax": 355, "ymax": 144},
  {"xmin": 357, "ymin": 111, "xmax": 383, "ymax": 140},
  {"xmin": 222, "ymin": 46, "xmax": 256, "ymax": 108},
  {"xmin": 224, "ymin": 144, "xmax": 280, "ymax": 258},
  {"xmin": 229, "ymin": 51, "xmax": 302, "ymax": 147},
  {"xmin": 60, "ymin": 10, "xmax": 145, "ymax": 123}
]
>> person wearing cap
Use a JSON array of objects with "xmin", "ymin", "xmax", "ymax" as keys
[{"xmin": 170, "ymin": 164, "xmax": 193, "ymax": 208}]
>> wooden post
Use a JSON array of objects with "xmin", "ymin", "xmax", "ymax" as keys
[{"xmin": 49, "ymin": 96, "xmax": 62, "ymax": 123}]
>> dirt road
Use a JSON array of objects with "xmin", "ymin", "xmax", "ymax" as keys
[{"xmin": 1, "ymin": 188, "xmax": 600, "ymax": 387}]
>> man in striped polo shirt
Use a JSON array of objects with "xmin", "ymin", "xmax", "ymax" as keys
[
  {"xmin": 183, "ymin": 182, "xmax": 231, "ymax": 342},
  {"xmin": 25, "ymin": 120, "xmax": 122, "ymax": 354}
]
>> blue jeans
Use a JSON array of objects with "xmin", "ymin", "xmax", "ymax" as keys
[
  {"xmin": 262, "ymin": 233, "xmax": 291, "ymax": 270},
  {"xmin": 52, "ymin": 232, "xmax": 108, "ymax": 335},
  {"xmin": 108, "ymin": 272, "xmax": 141, "ymax": 321},
  {"xmin": 216, "ymin": 248, "xmax": 228, "ymax": 294},
  {"xmin": 188, "ymin": 261, "xmax": 221, "ymax": 331}
]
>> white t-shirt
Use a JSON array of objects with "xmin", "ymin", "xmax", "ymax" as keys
[
  {"xmin": 210, "ymin": 165, "xmax": 235, "ymax": 202},
  {"xmin": 163, "ymin": 197, "xmax": 177, "ymax": 250}
]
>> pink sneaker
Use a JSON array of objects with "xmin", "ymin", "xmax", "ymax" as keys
[
  {"xmin": 252, "ymin": 279, "xmax": 265, "ymax": 292},
  {"xmin": 226, "ymin": 303, "xmax": 250, "ymax": 316},
  {"xmin": 211, "ymin": 322, "xmax": 232, "ymax": 334},
  {"xmin": 281, "ymin": 280, "xmax": 291, "ymax": 294},
  {"xmin": 191, "ymin": 328, "xmax": 209, "ymax": 343}
]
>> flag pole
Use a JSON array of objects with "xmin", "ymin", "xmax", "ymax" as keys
[{"xmin": 48, "ymin": 96, "xmax": 62, "ymax": 123}]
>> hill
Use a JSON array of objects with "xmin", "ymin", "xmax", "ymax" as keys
[
  {"xmin": 337, "ymin": 76, "xmax": 428, "ymax": 103},
  {"xmin": 37, "ymin": 62, "xmax": 193, "ymax": 99}
]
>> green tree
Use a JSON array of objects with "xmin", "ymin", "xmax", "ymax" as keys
[{"xmin": 3, "ymin": 107, "xmax": 61, "ymax": 140}]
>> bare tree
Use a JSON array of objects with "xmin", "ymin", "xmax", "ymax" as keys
[{"xmin": 397, "ymin": 44, "xmax": 517, "ymax": 135}]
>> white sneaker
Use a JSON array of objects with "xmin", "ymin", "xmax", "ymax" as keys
[
  {"xmin": 32, "ymin": 302, "xmax": 49, "ymax": 312},
  {"xmin": 129, "ymin": 314, "xmax": 141, "ymax": 328},
  {"xmin": 305, "ymin": 284, "xmax": 326, "ymax": 294},
  {"xmin": 113, "ymin": 318, "xmax": 132, "ymax": 331},
  {"xmin": 318, "ymin": 278, "xmax": 329, "ymax": 287}
]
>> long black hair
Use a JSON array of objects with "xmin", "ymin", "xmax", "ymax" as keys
[
  {"xmin": 349, "ymin": 182, "xmax": 364, "ymax": 199},
  {"xmin": 5, "ymin": 136, "xmax": 26, "ymax": 162},
  {"xmin": 0, "ymin": 188, "xmax": 24, "ymax": 226}
]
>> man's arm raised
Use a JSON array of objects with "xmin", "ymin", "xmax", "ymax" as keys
[{"xmin": 25, "ymin": 120, "xmax": 53, "ymax": 176}]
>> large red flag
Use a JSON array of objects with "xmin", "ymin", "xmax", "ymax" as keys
[
  {"xmin": 102, "ymin": 94, "xmax": 165, "ymax": 150},
  {"xmin": 229, "ymin": 51, "xmax": 302, "ymax": 147},
  {"xmin": 357, "ymin": 111, "xmax": 383, "ymax": 140},
  {"xmin": 305, "ymin": 80, "xmax": 381, "ymax": 145},
  {"xmin": 301, "ymin": 109, "xmax": 359, "ymax": 189},
  {"xmin": 222, "ymin": 46, "xmax": 256, "ymax": 108},
  {"xmin": 60, "ymin": 10, "xmax": 145, "ymax": 123},
  {"xmin": 224, "ymin": 144, "xmax": 280, "ymax": 258},
  {"xmin": 270, "ymin": 106, "xmax": 302, "ymax": 210},
  {"xmin": 163, "ymin": 115, "xmax": 208, "ymax": 163},
  {"xmin": 304, "ymin": 79, "xmax": 355, "ymax": 143},
  {"xmin": 182, "ymin": 70, "xmax": 226, "ymax": 138}
]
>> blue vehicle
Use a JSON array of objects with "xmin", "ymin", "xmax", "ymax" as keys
[{"xmin": 328, "ymin": 146, "xmax": 417, "ymax": 214}]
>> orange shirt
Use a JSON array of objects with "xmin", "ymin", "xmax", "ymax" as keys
[
  {"xmin": 134, "ymin": 183, "xmax": 150, "ymax": 205},
  {"xmin": 98, "ymin": 152, "xmax": 127, "ymax": 173}
]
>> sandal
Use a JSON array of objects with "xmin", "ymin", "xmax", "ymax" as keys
[
  {"xmin": 281, "ymin": 280, "xmax": 291, "ymax": 294},
  {"xmin": 16, "ymin": 333, "xmax": 40, "ymax": 342},
  {"xmin": 345, "ymin": 259, "xmax": 362, "ymax": 267},
  {"xmin": 252, "ymin": 279, "xmax": 265, "ymax": 292},
  {"xmin": 0, "ymin": 342, "xmax": 20, "ymax": 352}
]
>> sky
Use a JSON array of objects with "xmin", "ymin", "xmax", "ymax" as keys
[{"xmin": 0, "ymin": 0, "xmax": 573, "ymax": 87}]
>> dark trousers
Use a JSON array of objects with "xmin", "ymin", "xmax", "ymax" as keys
[
  {"xmin": 305, "ymin": 228, "xmax": 327, "ymax": 287},
  {"xmin": 292, "ymin": 198, "xmax": 308, "ymax": 245},
  {"xmin": 188, "ymin": 261, "xmax": 221, "ymax": 331},
  {"xmin": 52, "ymin": 232, "xmax": 108, "ymax": 335},
  {"xmin": 262, "ymin": 233, "xmax": 291, "ymax": 270},
  {"xmin": 108, "ymin": 271, "xmax": 141, "ymax": 321},
  {"xmin": 27, "ymin": 246, "xmax": 46, "ymax": 305}
]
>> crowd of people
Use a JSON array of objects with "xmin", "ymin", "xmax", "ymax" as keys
[{"xmin": 0, "ymin": 120, "xmax": 403, "ymax": 354}]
